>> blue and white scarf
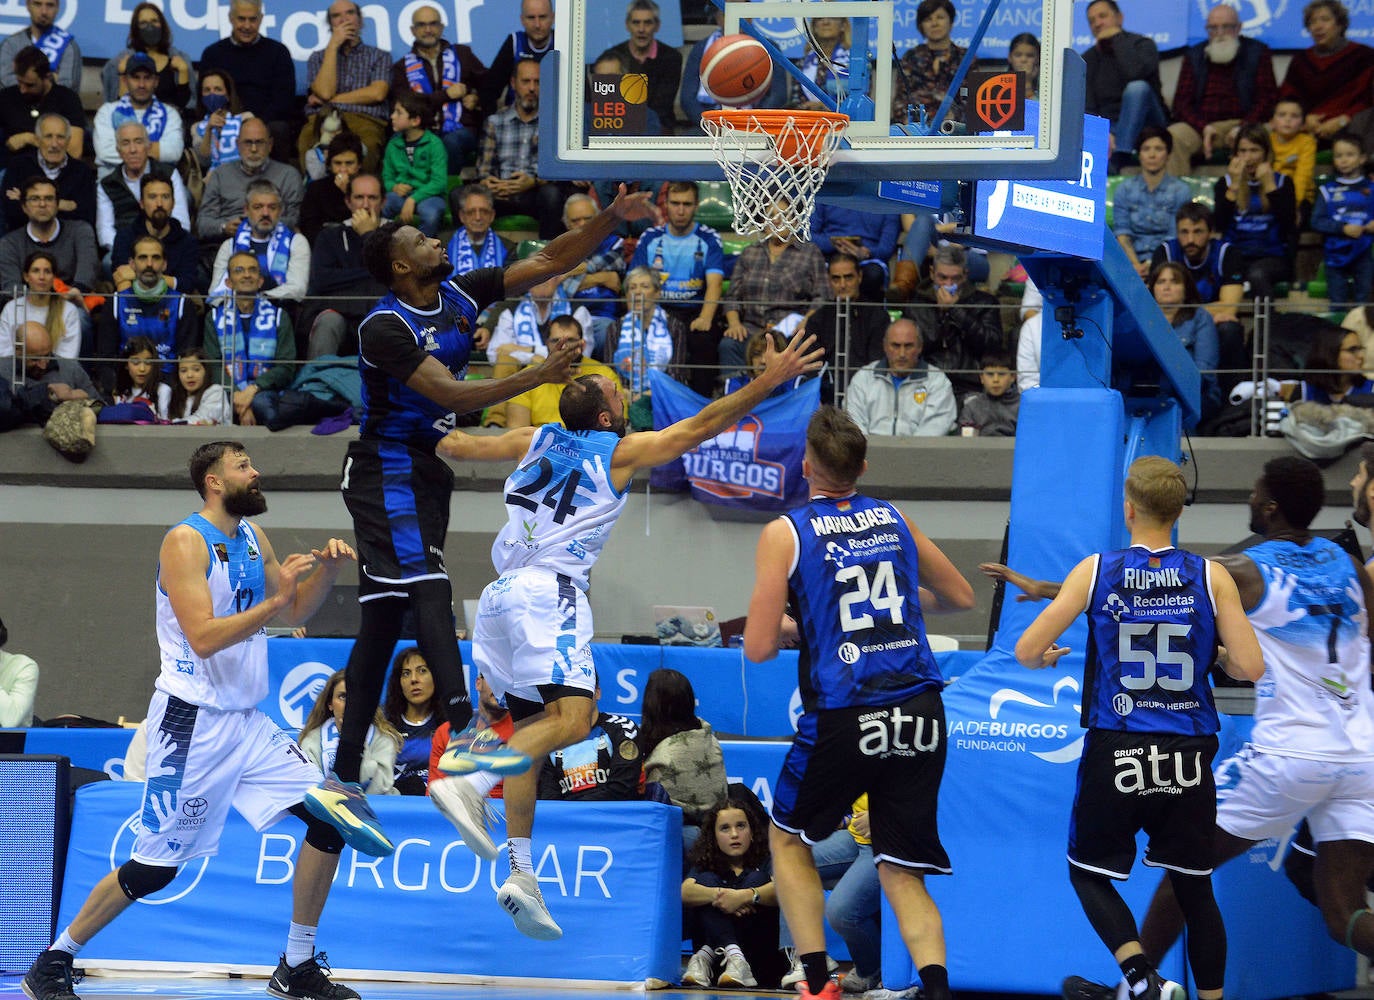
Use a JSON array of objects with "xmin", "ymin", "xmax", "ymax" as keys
[
  {"xmin": 213, "ymin": 295, "xmax": 280, "ymax": 388},
  {"xmin": 512, "ymin": 286, "xmax": 571, "ymax": 352},
  {"xmin": 194, "ymin": 113, "xmax": 244, "ymax": 169},
  {"xmin": 801, "ymin": 43, "xmax": 849, "ymax": 96},
  {"xmin": 614, "ymin": 306, "xmax": 674, "ymax": 393},
  {"xmin": 233, "ymin": 220, "xmax": 293, "ymax": 286},
  {"xmin": 34, "ymin": 25, "xmax": 72, "ymax": 74},
  {"xmin": 404, "ymin": 46, "xmax": 462, "ymax": 134},
  {"xmin": 446, "ymin": 226, "xmax": 507, "ymax": 275},
  {"xmin": 113, "ymin": 93, "xmax": 168, "ymax": 143}
]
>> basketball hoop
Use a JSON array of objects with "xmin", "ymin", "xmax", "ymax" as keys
[{"xmin": 701, "ymin": 109, "xmax": 848, "ymax": 244}]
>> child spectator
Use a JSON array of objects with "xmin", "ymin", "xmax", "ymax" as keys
[
  {"xmin": 161, "ymin": 349, "xmax": 230, "ymax": 424},
  {"xmin": 958, "ymin": 350, "xmax": 1020, "ymax": 436},
  {"xmin": 383, "ymin": 646, "xmax": 443, "ymax": 795},
  {"xmin": 1269, "ymin": 97, "xmax": 1317, "ymax": 224},
  {"xmin": 1311, "ymin": 132, "xmax": 1374, "ymax": 309},
  {"xmin": 681, "ymin": 796, "xmax": 785, "ymax": 990},
  {"xmin": 298, "ymin": 669, "xmax": 400, "ymax": 794},
  {"xmin": 382, "ymin": 92, "xmax": 448, "ymax": 237},
  {"xmin": 191, "ymin": 69, "xmax": 254, "ymax": 172},
  {"xmin": 723, "ymin": 329, "xmax": 799, "ymax": 396},
  {"xmin": 112, "ymin": 335, "xmax": 169, "ymax": 413}
]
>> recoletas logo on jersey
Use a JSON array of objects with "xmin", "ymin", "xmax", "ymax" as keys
[{"xmin": 681, "ymin": 415, "xmax": 785, "ymax": 500}]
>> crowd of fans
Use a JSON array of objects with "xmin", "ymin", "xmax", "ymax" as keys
[{"xmin": 0, "ymin": 0, "xmax": 1371, "ymax": 446}]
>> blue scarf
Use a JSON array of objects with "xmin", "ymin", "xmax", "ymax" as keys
[
  {"xmin": 233, "ymin": 220, "xmax": 293, "ymax": 286},
  {"xmin": 404, "ymin": 46, "xmax": 462, "ymax": 133},
  {"xmin": 614, "ymin": 306, "xmax": 674, "ymax": 393},
  {"xmin": 801, "ymin": 43, "xmax": 849, "ymax": 94},
  {"xmin": 34, "ymin": 25, "xmax": 72, "ymax": 74},
  {"xmin": 214, "ymin": 295, "xmax": 280, "ymax": 389},
  {"xmin": 114, "ymin": 94, "xmax": 168, "ymax": 143},
  {"xmin": 512, "ymin": 286, "xmax": 570, "ymax": 352},
  {"xmin": 446, "ymin": 226, "xmax": 506, "ymax": 275},
  {"xmin": 195, "ymin": 113, "xmax": 243, "ymax": 168}
]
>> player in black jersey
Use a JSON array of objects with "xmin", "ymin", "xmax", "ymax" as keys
[{"xmin": 304, "ymin": 186, "xmax": 660, "ymax": 856}]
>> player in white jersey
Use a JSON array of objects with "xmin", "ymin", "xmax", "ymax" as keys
[
  {"xmin": 1136, "ymin": 456, "xmax": 1374, "ymax": 976},
  {"xmin": 23, "ymin": 443, "xmax": 362, "ymax": 1000},
  {"xmin": 430, "ymin": 332, "xmax": 823, "ymax": 939}
]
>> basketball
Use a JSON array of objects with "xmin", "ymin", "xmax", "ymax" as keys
[
  {"xmin": 700, "ymin": 33, "xmax": 773, "ymax": 108},
  {"xmin": 620, "ymin": 72, "xmax": 648, "ymax": 105}
]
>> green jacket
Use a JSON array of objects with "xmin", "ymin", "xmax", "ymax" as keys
[{"xmin": 382, "ymin": 129, "xmax": 448, "ymax": 204}]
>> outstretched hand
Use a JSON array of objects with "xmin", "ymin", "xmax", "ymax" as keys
[
  {"xmin": 761, "ymin": 332, "xmax": 824, "ymax": 383},
  {"xmin": 275, "ymin": 552, "xmax": 317, "ymax": 609},
  {"xmin": 1035, "ymin": 643, "xmax": 1071, "ymax": 669},
  {"xmin": 535, "ymin": 340, "xmax": 583, "ymax": 385},
  {"xmin": 979, "ymin": 562, "xmax": 1049, "ymax": 602},
  {"xmin": 607, "ymin": 183, "xmax": 663, "ymax": 227},
  {"xmin": 311, "ymin": 538, "xmax": 357, "ymax": 568}
]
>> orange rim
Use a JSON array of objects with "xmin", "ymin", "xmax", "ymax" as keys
[{"xmin": 701, "ymin": 109, "xmax": 849, "ymax": 132}]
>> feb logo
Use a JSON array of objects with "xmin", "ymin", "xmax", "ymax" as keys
[
  {"xmin": 968, "ymin": 71, "xmax": 1024, "ymax": 132},
  {"xmin": 279, "ymin": 661, "xmax": 335, "ymax": 731}
]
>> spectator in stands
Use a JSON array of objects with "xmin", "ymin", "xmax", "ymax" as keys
[
  {"xmin": 906, "ymin": 244, "xmax": 1004, "ymax": 397},
  {"xmin": 1311, "ymin": 132, "xmax": 1374, "ymax": 309},
  {"xmin": 381, "ymin": 92, "xmax": 448, "ymax": 237},
  {"xmin": 1151, "ymin": 202, "xmax": 1246, "ymax": 385},
  {"xmin": 93, "ymin": 53, "xmax": 182, "ymax": 177},
  {"xmin": 723, "ymin": 329, "xmax": 804, "ymax": 397},
  {"xmin": 1213, "ymin": 123, "xmax": 1297, "ymax": 299},
  {"xmin": 721, "ymin": 207, "xmax": 827, "ymax": 374},
  {"xmin": 0, "ymin": 175, "xmax": 96, "ymax": 302},
  {"xmin": 609, "ymin": 0, "xmax": 682, "ymax": 134},
  {"xmin": 103, "ymin": 3, "xmax": 192, "ymax": 110},
  {"xmin": 101, "ymin": 234, "xmax": 198, "ymax": 363},
  {"xmin": 298, "ymin": 0, "xmax": 391, "ymax": 174},
  {"xmin": 640, "ymin": 667, "xmax": 728, "ymax": 860},
  {"xmin": 808, "ymin": 204, "xmax": 901, "ymax": 302},
  {"xmin": 1148, "ymin": 261, "xmax": 1221, "ymax": 419},
  {"xmin": 582, "ymin": 49, "xmax": 663, "ymax": 228},
  {"xmin": 382, "ymin": 646, "xmax": 443, "ymax": 795},
  {"xmin": 96, "ymin": 122, "xmax": 191, "ymax": 270},
  {"xmin": 611, "ymin": 265, "xmax": 684, "ymax": 403},
  {"xmin": 1007, "ymin": 33, "xmax": 1039, "ymax": 101},
  {"xmin": 1269, "ymin": 97, "xmax": 1317, "ymax": 220},
  {"xmin": 482, "ymin": 272, "xmax": 592, "ymax": 426},
  {"xmin": 477, "ymin": 58, "xmax": 565, "ymax": 239},
  {"xmin": 0, "ymin": 616, "xmax": 38, "ymax": 727},
  {"xmin": 0, "ymin": 47, "xmax": 84, "ymax": 174},
  {"xmin": 1112, "ymin": 126, "xmax": 1192, "ymax": 277},
  {"xmin": 251, "ymin": 354, "xmax": 359, "ymax": 431},
  {"xmin": 0, "ymin": 0, "xmax": 81, "ymax": 91},
  {"xmin": 507, "ymin": 315, "xmax": 625, "ymax": 428},
  {"xmin": 304, "ymin": 172, "xmax": 386, "ymax": 358},
  {"xmin": 1165, "ymin": 3, "xmax": 1278, "ymax": 176},
  {"xmin": 4, "ymin": 320, "xmax": 102, "ymax": 419},
  {"xmin": 1300, "ymin": 325, "xmax": 1374, "ymax": 404},
  {"xmin": 958, "ymin": 350, "xmax": 1020, "ymax": 437},
  {"xmin": 391, "ymin": 4, "xmax": 486, "ymax": 171},
  {"xmin": 3, "ymin": 111, "xmax": 93, "ymax": 232},
  {"xmin": 299, "ymin": 669, "xmax": 399, "ymax": 795},
  {"xmin": 202, "ymin": 251, "xmax": 296, "ymax": 425},
  {"xmin": 557, "ymin": 191, "xmax": 623, "ymax": 358},
  {"xmin": 0, "ymin": 250, "xmax": 78, "ymax": 358},
  {"xmin": 788, "ymin": 12, "xmax": 852, "ymax": 110},
  {"xmin": 895, "ymin": 210, "xmax": 992, "ymax": 297},
  {"xmin": 299, "ymin": 133, "xmax": 361, "ymax": 243},
  {"xmin": 110, "ymin": 175, "xmax": 200, "ymax": 297},
  {"xmin": 210, "ymin": 179, "xmax": 310, "ymax": 306},
  {"xmin": 536, "ymin": 680, "xmax": 642, "ymax": 801},
  {"xmin": 481, "ymin": 0, "xmax": 555, "ymax": 110},
  {"xmin": 110, "ymin": 335, "xmax": 168, "ymax": 412},
  {"xmin": 682, "ymin": 796, "xmax": 784, "ymax": 990},
  {"xmin": 1082, "ymin": 0, "xmax": 1166, "ymax": 167},
  {"xmin": 198, "ymin": 0, "xmax": 297, "ymax": 157},
  {"xmin": 845, "ymin": 317, "xmax": 956, "ymax": 436},
  {"xmin": 629, "ymin": 181, "xmax": 726, "ymax": 397},
  {"xmin": 161, "ymin": 348, "xmax": 229, "ymax": 424},
  {"xmin": 189, "ymin": 69, "xmax": 253, "ymax": 173},
  {"xmin": 679, "ymin": 2, "xmax": 787, "ymax": 128},
  {"xmin": 891, "ymin": 0, "xmax": 966, "ymax": 127},
  {"xmin": 1278, "ymin": 0, "xmax": 1374, "ymax": 142},
  {"xmin": 796, "ymin": 253, "xmax": 891, "ymax": 403},
  {"xmin": 446, "ymin": 183, "xmax": 509, "ymax": 275}
]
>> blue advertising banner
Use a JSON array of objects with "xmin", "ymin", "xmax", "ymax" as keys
[
  {"xmin": 647, "ymin": 369, "xmax": 819, "ymax": 512},
  {"xmin": 59, "ymin": 783, "xmax": 682, "ymax": 983},
  {"xmin": 9, "ymin": 728, "xmax": 137, "ymax": 777},
  {"xmin": 973, "ymin": 105, "xmax": 1109, "ymax": 259}
]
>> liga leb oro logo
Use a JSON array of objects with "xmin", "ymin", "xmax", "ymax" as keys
[{"xmin": 966, "ymin": 71, "xmax": 1024, "ymax": 132}]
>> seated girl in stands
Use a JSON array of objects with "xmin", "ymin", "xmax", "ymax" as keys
[
  {"xmin": 383, "ymin": 646, "xmax": 444, "ymax": 795},
  {"xmin": 681, "ymin": 795, "xmax": 785, "ymax": 990},
  {"xmin": 0, "ymin": 251, "xmax": 81, "ymax": 360},
  {"xmin": 111, "ymin": 336, "xmax": 169, "ymax": 415},
  {"xmin": 191, "ymin": 69, "xmax": 254, "ymax": 172},
  {"xmin": 298, "ymin": 669, "xmax": 399, "ymax": 794},
  {"xmin": 161, "ymin": 348, "xmax": 230, "ymax": 424},
  {"xmin": 1147, "ymin": 262, "xmax": 1221, "ymax": 419},
  {"xmin": 639, "ymin": 667, "xmax": 727, "ymax": 861},
  {"xmin": 1300, "ymin": 325, "xmax": 1374, "ymax": 404}
]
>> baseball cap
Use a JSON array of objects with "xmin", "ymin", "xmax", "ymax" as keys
[{"xmin": 125, "ymin": 52, "xmax": 157, "ymax": 76}]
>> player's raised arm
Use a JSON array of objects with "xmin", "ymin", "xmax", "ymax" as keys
[
  {"xmin": 1014, "ymin": 555, "xmax": 1097, "ymax": 669},
  {"xmin": 904, "ymin": 516, "xmax": 976, "ymax": 613},
  {"xmin": 436, "ymin": 426, "xmax": 538, "ymax": 463}
]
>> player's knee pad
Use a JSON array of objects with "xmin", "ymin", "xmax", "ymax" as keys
[
  {"xmin": 301, "ymin": 810, "xmax": 346, "ymax": 855},
  {"xmin": 117, "ymin": 859, "xmax": 178, "ymax": 900}
]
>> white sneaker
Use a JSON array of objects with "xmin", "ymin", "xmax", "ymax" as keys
[
  {"xmin": 682, "ymin": 949, "xmax": 716, "ymax": 988},
  {"xmin": 717, "ymin": 949, "xmax": 757, "ymax": 989},
  {"xmin": 429, "ymin": 777, "xmax": 498, "ymax": 860},
  {"xmin": 842, "ymin": 972, "xmax": 880, "ymax": 994},
  {"xmin": 497, "ymin": 869, "xmax": 563, "ymax": 940},
  {"xmin": 782, "ymin": 953, "xmax": 839, "ymax": 989}
]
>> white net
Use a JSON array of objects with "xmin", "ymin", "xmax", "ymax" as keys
[{"xmin": 700, "ymin": 110, "xmax": 848, "ymax": 244}]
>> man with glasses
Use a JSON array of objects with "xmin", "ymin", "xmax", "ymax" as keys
[
  {"xmin": 199, "ymin": 0, "xmax": 298, "ymax": 157},
  {"xmin": 204, "ymin": 252, "xmax": 297, "ymax": 426},
  {"xmin": 210, "ymin": 179, "xmax": 310, "ymax": 310},
  {"xmin": 555, "ymin": 191, "xmax": 623, "ymax": 358},
  {"xmin": 1165, "ymin": 3, "xmax": 1278, "ymax": 176},
  {"xmin": 0, "ymin": 175, "xmax": 96, "ymax": 300},
  {"xmin": 298, "ymin": 0, "xmax": 391, "ymax": 173},
  {"xmin": 445, "ymin": 184, "xmax": 508, "ymax": 276},
  {"xmin": 797, "ymin": 253, "xmax": 891, "ymax": 403},
  {"xmin": 197, "ymin": 117, "xmax": 304, "ymax": 254},
  {"xmin": 506, "ymin": 314, "xmax": 626, "ymax": 427},
  {"xmin": 391, "ymin": 5, "xmax": 487, "ymax": 172}
]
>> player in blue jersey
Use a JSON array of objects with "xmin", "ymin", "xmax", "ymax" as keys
[
  {"xmin": 1015, "ymin": 456, "xmax": 1264, "ymax": 1000},
  {"xmin": 303, "ymin": 186, "xmax": 660, "ymax": 857},
  {"xmin": 741, "ymin": 406, "xmax": 977, "ymax": 1000},
  {"xmin": 22, "ymin": 442, "xmax": 361, "ymax": 1000},
  {"xmin": 430, "ymin": 332, "xmax": 822, "ymax": 940},
  {"xmin": 1136, "ymin": 456, "xmax": 1374, "ymax": 981}
]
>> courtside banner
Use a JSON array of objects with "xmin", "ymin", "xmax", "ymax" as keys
[
  {"xmin": 58, "ymin": 784, "xmax": 681, "ymax": 984},
  {"xmin": 648, "ymin": 370, "xmax": 818, "ymax": 512}
]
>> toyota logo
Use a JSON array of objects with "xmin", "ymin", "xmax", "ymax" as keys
[{"xmin": 182, "ymin": 796, "xmax": 209, "ymax": 817}]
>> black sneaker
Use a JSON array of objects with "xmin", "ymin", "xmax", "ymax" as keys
[
  {"xmin": 1061, "ymin": 976, "xmax": 1117, "ymax": 1000},
  {"xmin": 22, "ymin": 950, "xmax": 80, "ymax": 1000},
  {"xmin": 266, "ymin": 953, "xmax": 360, "ymax": 1000}
]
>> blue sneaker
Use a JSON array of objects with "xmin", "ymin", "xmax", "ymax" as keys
[
  {"xmin": 438, "ymin": 723, "xmax": 531, "ymax": 776},
  {"xmin": 303, "ymin": 776, "xmax": 394, "ymax": 857}
]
